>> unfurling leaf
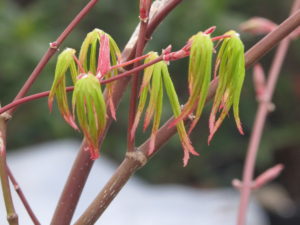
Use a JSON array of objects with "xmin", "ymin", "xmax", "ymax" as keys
[
  {"xmin": 209, "ymin": 30, "xmax": 245, "ymax": 143},
  {"xmin": 104, "ymin": 34, "xmax": 121, "ymax": 120},
  {"xmin": 169, "ymin": 32, "xmax": 213, "ymax": 133},
  {"xmin": 143, "ymin": 61, "xmax": 163, "ymax": 131},
  {"xmin": 130, "ymin": 52, "xmax": 159, "ymax": 142},
  {"xmin": 161, "ymin": 63, "xmax": 199, "ymax": 167},
  {"xmin": 148, "ymin": 82, "xmax": 163, "ymax": 154},
  {"xmin": 79, "ymin": 29, "xmax": 102, "ymax": 73},
  {"xmin": 72, "ymin": 73, "xmax": 106, "ymax": 159},
  {"xmin": 130, "ymin": 52, "xmax": 164, "ymax": 155},
  {"xmin": 48, "ymin": 48, "xmax": 78, "ymax": 130},
  {"xmin": 79, "ymin": 29, "xmax": 121, "ymax": 120},
  {"xmin": 49, "ymin": 29, "xmax": 121, "ymax": 160}
]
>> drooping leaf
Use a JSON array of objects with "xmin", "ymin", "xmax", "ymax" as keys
[
  {"xmin": 104, "ymin": 34, "xmax": 121, "ymax": 120},
  {"xmin": 148, "ymin": 75, "xmax": 163, "ymax": 155},
  {"xmin": 161, "ymin": 63, "xmax": 199, "ymax": 166},
  {"xmin": 169, "ymin": 32, "xmax": 213, "ymax": 133},
  {"xmin": 48, "ymin": 48, "xmax": 78, "ymax": 130},
  {"xmin": 143, "ymin": 61, "xmax": 163, "ymax": 131},
  {"xmin": 72, "ymin": 73, "xmax": 106, "ymax": 159},
  {"xmin": 209, "ymin": 30, "xmax": 245, "ymax": 143},
  {"xmin": 79, "ymin": 28, "xmax": 102, "ymax": 73},
  {"xmin": 140, "ymin": 52, "xmax": 158, "ymax": 91},
  {"xmin": 130, "ymin": 52, "xmax": 159, "ymax": 141},
  {"xmin": 79, "ymin": 29, "xmax": 121, "ymax": 121}
]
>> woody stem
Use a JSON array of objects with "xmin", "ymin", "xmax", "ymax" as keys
[{"xmin": 127, "ymin": 0, "xmax": 152, "ymax": 152}]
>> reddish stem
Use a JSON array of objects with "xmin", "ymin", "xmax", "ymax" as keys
[
  {"xmin": 0, "ymin": 118, "xmax": 18, "ymax": 225},
  {"xmin": 9, "ymin": 0, "xmax": 99, "ymax": 115},
  {"xmin": 253, "ymin": 164, "xmax": 284, "ymax": 189},
  {"xmin": 237, "ymin": 2, "xmax": 300, "ymax": 225},
  {"xmin": 127, "ymin": 0, "xmax": 152, "ymax": 152},
  {"xmin": 73, "ymin": 55, "xmax": 85, "ymax": 73},
  {"xmin": 110, "ymin": 54, "xmax": 149, "ymax": 71},
  {"xmin": 7, "ymin": 166, "xmax": 41, "ymax": 225}
]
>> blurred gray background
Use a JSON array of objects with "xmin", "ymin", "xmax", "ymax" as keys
[{"xmin": 1, "ymin": 0, "xmax": 300, "ymax": 224}]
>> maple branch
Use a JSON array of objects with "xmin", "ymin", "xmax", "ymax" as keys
[
  {"xmin": 74, "ymin": 9, "xmax": 300, "ymax": 224},
  {"xmin": 50, "ymin": 1, "xmax": 183, "ymax": 224},
  {"xmin": 7, "ymin": 166, "xmax": 41, "ymax": 225},
  {"xmin": 0, "ymin": 116, "xmax": 18, "ymax": 225}
]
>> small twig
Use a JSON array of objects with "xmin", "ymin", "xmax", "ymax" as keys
[
  {"xmin": 232, "ymin": 164, "xmax": 284, "ymax": 190},
  {"xmin": 253, "ymin": 164, "xmax": 284, "ymax": 189},
  {"xmin": 252, "ymin": 64, "xmax": 266, "ymax": 101},
  {"xmin": 127, "ymin": 0, "xmax": 152, "ymax": 152},
  {"xmin": 0, "ymin": 117, "xmax": 18, "ymax": 225},
  {"xmin": 237, "ymin": 1, "xmax": 300, "ymax": 225},
  {"xmin": 0, "ymin": 57, "xmax": 164, "ymax": 115},
  {"xmin": 245, "ymin": 9, "xmax": 300, "ymax": 67},
  {"xmin": 9, "ymin": 0, "xmax": 99, "ymax": 115},
  {"xmin": 6, "ymin": 166, "xmax": 41, "ymax": 225}
]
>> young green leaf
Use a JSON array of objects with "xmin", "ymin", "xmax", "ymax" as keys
[
  {"xmin": 169, "ymin": 32, "xmax": 213, "ymax": 133},
  {"xmin": 143, "ymin": 61, "xmax": 163, "ymax": 131},
  {"xmin": 161, "ymin": 63, "xmax": 199, "ymax": 166},
  {"xmin": 79, "ymin": 29, "xmax": 121, "ymax": 120},
  {"xmin": 209, "ymin": 30, "xmax": 245, "ymax": 143},
  {"xmin": 103, "ymin": 34, "xmax": 121, "ymax": 120},
  {"xmin": 48, "ymin": 48, "xmax": 78, "ymax": 130},
  {"xmin": 72, "ymin": 73, "xmax": 106, "ymax": 159},
  {"xmin": 79, "ymin": 28, "xmax": 103, "ymax": 73},
  {"xmin": 149, "ymin": 76, "xmax": 163, "ymax": 155},
  {"xmin": 130, "ymin": 52, "xmax": 159, "ymax": 142}
]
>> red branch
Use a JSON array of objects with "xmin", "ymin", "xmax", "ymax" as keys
[
  {"xmin": 127, "ymin": 0, "xmax": 152, "ymax": 152},
  {"xmin": 7, "ymin": 167, "xmax": 41, "ymax": 225},
  {"xmin": 9, "ymin": 0, "xmax": 99, "ymax": 115}
]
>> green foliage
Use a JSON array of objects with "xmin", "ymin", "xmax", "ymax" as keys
[
  {"xmin": 72, "ymin": 73, "xmax": 106, "ymax": 159},
  {"xmin": 48, "ymin": 48, "xmax": 78, "ymax": 129},
  {"xmin": 161, "ymin": 63, "xmax": 199, "ymax": 166},
  {"xmin": 171, "ymin": 32, "xmax": 213, "ymax": 134},
  {"xmin": 209, "ymin": 30, "xmax": 245, "ymax": 143},
  {"xmin": 48, "ymin": 29, "xmax": 121, "ymax": 159}
]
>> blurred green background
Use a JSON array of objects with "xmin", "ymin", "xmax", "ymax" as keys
[{"xmin": 1, "ymin": 0, "xmax": 300, "ymax": 224}]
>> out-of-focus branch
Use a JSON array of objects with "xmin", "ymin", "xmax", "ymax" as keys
[
  {"xmin": 237, "ymin": 1, "xmax": 300, "ymax": 225},
  {"xmin": 7, "ymin": 166, "xmax": 41, "ymax": 225},
  {"xmin": 0, "ymin": 116, "xmax": 18, "ymax": 225}
]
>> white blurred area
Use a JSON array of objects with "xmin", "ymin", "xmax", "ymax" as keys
[{"xmin": 0, "ymin": 140, "xmax": 268, "ymax": 225}]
